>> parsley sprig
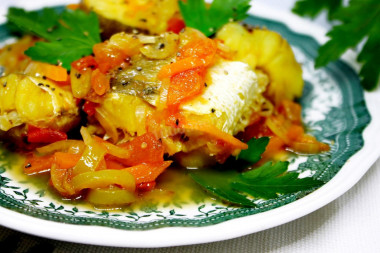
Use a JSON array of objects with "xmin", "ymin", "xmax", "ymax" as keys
[
  {"xmin": 179, "ymin": 0, "xmax": 251, "ymax": 37},
  {"xmin": 293, "ymin": 0, "xmax": 380, "ymax": 90},
  {"xmin": 6, "ymin": 7, "xmax": 101, "ymax": 70},
  {"xmin": 189, "ymin": 137, "xmax": 324, "ymax": 207}
]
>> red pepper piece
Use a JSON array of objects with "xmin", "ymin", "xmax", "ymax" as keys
[
  {"xmin": 167, "ymin": 17, "xmax": 186, "ymax": 34},
  {"xmin": 71, "ymin": 55, "xmax": 98, "ymax": 73},
  {"xmin": 136, "ymin": 181, "xmax": 156, "ymax": 192},
  {"xmin": 27, "ymin": 125, "xmax": 67, "ymax": 143},
  {"xmin": 82, "ymin": 100, "xmax": 98, "ymax": 116}
]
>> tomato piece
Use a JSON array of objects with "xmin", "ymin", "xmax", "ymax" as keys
[
  {"xmin": 179, "ymin": 38, "xmax": 217, "ymax": 65},
  {"xmin": 105, "ymin": 156, "xmax": 126, "ymax": 170},
  {"xmin": 93, "ymin": 42, "xmax": 127, "ymax": 73},
  {"xmin": 116, "ymin": 133, "xmax": 165, "ymax": 166},
  {"xmin": 261, "ymin": 136, "xmax": 285, "ymax": 160},
  {"xmin": 167, "ymin": 68, "xmax": 205, "ymax": 106},
  {"xmin": 82, "ymin": 100, "xmax": 98, "ymax": 116},
  {"xmin": 167, "ymin": 17, "xmax": 186, "ymax": 34},
  {"xmin": 124, "ymin": 161, "xmax": 172, "ymax": 184},
  {"xmin": 27, "ymin": 125, "xmax": 67, "ymax": 144},
  {"xmin": 91, "ymin": 69, "xmax": 110, "ymax": 95},
  {"xmin": 287, "ymin": 124, "xmax": 304, "ymax": 141},
  {"xmin": 239, "ymin": 117, "xmax": 273, "ymax": 142},
  {"xmin": 136, "ymin": 181, "xmax": 156, "ymax": 192},
  {"xmin": 71, "ymin": 55, "xmax": 98, "ymax": 73}
]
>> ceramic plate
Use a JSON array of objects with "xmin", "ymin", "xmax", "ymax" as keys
[{"xmin": 0, "ymin": 2, "xmax": 379, "ymax": 248}]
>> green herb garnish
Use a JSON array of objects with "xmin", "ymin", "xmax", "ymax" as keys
[
  {"xmin": 190, "ymin": 138, "xmax": 324, "ymax": 206},
  {"xmin": 292, "ymin": 0, "xmax": 342, "ymax": 20},
  {"xmin": 237, "ymin": 136, "xmax": 269, "ymax": 164},
  {"xmin": 293, "ymin": 0, "xmax": 380, "ymax": 90},
  {"xmin": 6, "ymin": 7, "xmax": 101, "ymax": 70},
  {"xmin": 179, "ymin": 0, "xmax": 251, "ymax": 37}
]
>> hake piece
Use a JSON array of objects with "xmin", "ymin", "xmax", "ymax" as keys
[
  {"xmin": 81, "ymin": 0, "xmax": 180, "ymax": 37},
  {"xmin": 0, "ymin": 74, "xmax": 79, "ymax": 138},
  {"xmin": 93, "ymin": 30, "xmax": 270, "ymax": 167}
]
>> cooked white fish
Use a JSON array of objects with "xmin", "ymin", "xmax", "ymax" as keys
[
  {"xmin": 181, "ymin": 60, "xmax": 268, "ymax": 135},
  {"xmin": 0, "ymin": 74, "xmax": 79, "ymax": 132}
]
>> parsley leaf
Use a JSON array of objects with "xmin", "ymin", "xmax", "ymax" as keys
[
  {"xmin": 189, "ymin": 137, "xmax": 324, "ymax": 206},
  {"xmin": 237, "ymin": 136, "xmax": 269, "ymax": 164},
  {"xmin": 292, "ymin": 0, "xmax": 380, "ymax": 90},
  {"xmin": 6, "ymin": 8, "xmax": 60, "ymax": 41},
  {"xmin": 292, "ymin": 0, "xmax": 342, "ymax": 20},
  {"xmin": 190, "ymin": 161, "xmax": 324, "ymax": 207},
  {"xmin": 6, "ymin": 7, "xmax": 100, "ymax": 70},
  {"xmin": 179, "ymin": 0, "xmax": 251, "ymax": 37}
]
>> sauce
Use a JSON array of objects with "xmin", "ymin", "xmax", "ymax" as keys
[{"xmin": 1, "ymin": 145, "xmax": 212, "ymax": 211}]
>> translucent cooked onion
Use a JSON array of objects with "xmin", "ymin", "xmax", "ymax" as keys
[
  {"xmin": 71, "ymin": 170, "xmax": 135, "ymax": 192},
  {"xmin": 36, "ymin": 140, "xmax": 85, "ymax": 155},
  {"xmin": 70, "ymin": 68, "xmax": 92, "ymax": 99},
  {"xmin": 265, "ymin": 115, "xmax": 290, "ymax": 144},
  {"xmin": 140, "ymin": 33, "xmax": 179, "ymax": 59},
  {"xmin": 72, "ymin": 127, "xmax": 107, "ymax": 176},
  {"xmin": 71, "ymin": 142, "xmax": 107, "ymax": 176},
  {"xmin": 94, "ymin": 137, "xmax": 131, "ymax": 159},
  {"xmin": 95, "ymin": 107, "xmax": 119, "ymax": 143},
  {"xmin": 87, "ymin": 188, "xmax": 136, "ymax": 206},
  {"xmin": 50, "ymin": 163, "xmax": 75, "ymax": 196},
  {"xmin": 138, "ymin": 35, "xmax": 157, "ymax": 44}
]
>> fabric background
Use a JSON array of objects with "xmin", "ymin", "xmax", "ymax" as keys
[{"xmin": 1, "ymin": 0, "xmax": 379, "ymax": 252}]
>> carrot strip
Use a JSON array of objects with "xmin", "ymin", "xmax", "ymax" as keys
[
  {"xmin": 66, "ymin": 4, "xmax": 80, "ymax": 10},
  {"xmin": 54, "ymin": 152, "xmax": 82, "ymax": 170},
  {"xmin": 26, "ymin": 62, "xmax": 68, "ymax": 82},
  {"xmin": 24, "ymin": 154, "xmax": 54, "ymax": 175},
  {"xmin": 182, "ymin": 120, "xmax": 248, "ymax": 150},
  {"xmin": 91, "ymin": 69, "xmax": 110, "ymax": 95},
  {"xmin": 157, "ymin": 57, "xmax": 205, "ymax": 79}
]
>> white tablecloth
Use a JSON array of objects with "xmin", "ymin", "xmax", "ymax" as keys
[{"xmin": 1, "ymin": 0, "xmax": 379, "ymax": 252}]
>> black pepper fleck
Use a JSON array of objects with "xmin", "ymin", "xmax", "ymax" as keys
[
  {"xmin": 180, "ymin": 134, "xmax": 189, "ymax": 142},
  {"xmin": 175, "ymin": 119, "xmax": 179, "ymax": 126},
  {"xmin": 38, "ymin": 83, "xmax": 44, "ymax": 86},
  {"xmin": 42, "ymin": 76, "xmax": 47, "ymax": 80},
  {"xmin": 211, "ymin": 108, "xmax": 216, "ymax": 113},
  {"xmin": 25, "ymin": 163, "xmax": 32, "ymax": 168},
  {"xmin": 45, "ymin": 84, "xmax": 50, "ymax": 88},
  {"xmin": 2, "ymin": 82, "xmax": 6, "ymax": 87},
  {"xmin": 75, "ymin": 73, "xmax": 82, "ymax": 79},
  {"xmin": 158, "ymin": 43, "xmax": 165, "ymax": 49},
  {"xmin": 204, "ymin": 83, "xmax": 208, "ymax": 87}
]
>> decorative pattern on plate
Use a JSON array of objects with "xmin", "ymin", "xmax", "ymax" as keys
[{"xmin": 0, "ymin": 14, "xmax": 371, "ymax": 230}]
